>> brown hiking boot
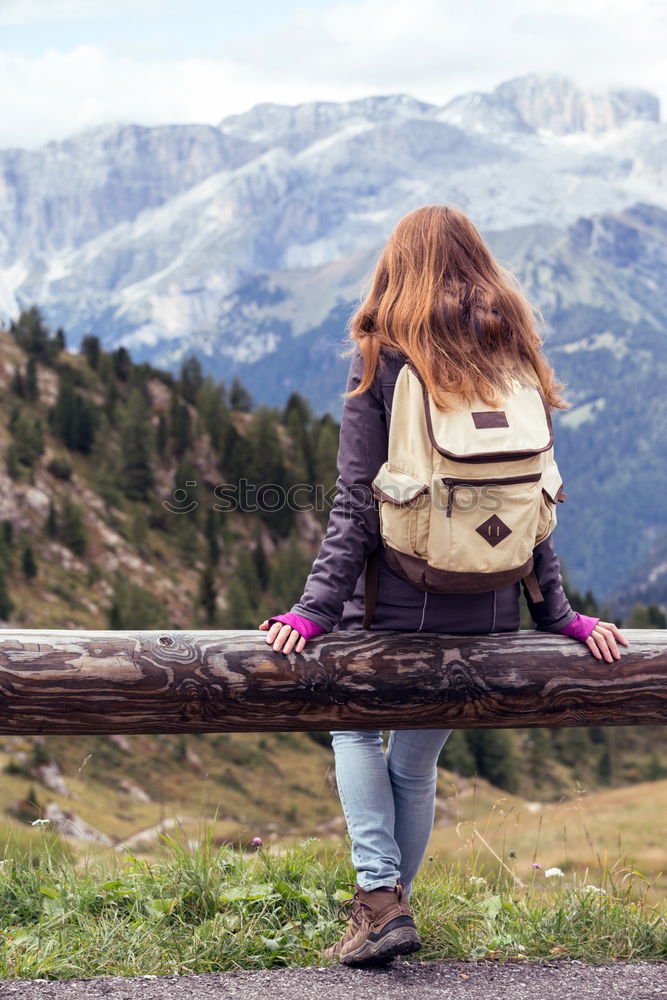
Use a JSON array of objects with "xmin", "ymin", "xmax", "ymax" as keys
[{"xmin": 324, "ymin": 882, "xmax": 421, "ymax": 967}]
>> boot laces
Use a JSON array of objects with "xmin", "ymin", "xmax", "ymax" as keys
[{"xmin": 336, "ymin": 884, "xmax": 369, "ymax": 924}]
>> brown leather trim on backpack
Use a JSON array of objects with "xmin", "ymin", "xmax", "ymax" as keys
[
  {"xmin": 372, "ymin": 482, "xmax": 429, "ymax": 505},
  {"xmin": 384, "ymin": 544, "xmax": 535, "ymax": 595},
  {"xmin": 408, "ymin": 361, "xmax": 555, "ymax": 462},
  {"xmin": 521, "ymin": 569, "xmax": 545, "ymax": 604},
  {"xmin": 362, "ymin": 549, "xmax": 380, "ymax": 629}
]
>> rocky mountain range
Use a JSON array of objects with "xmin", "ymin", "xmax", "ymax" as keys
[{"xmin": 0, "ymin": 72, "xmax": 666, "ymax": 602}]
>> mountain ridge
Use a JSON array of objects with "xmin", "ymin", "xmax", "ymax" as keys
[{"xmin": 1, "ymin": 73, "xmax": 666, "ymax": 599}]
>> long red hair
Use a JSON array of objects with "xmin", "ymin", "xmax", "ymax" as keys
[{"xmin": 343, "ymin": 204, "xmax": 567, "ymax": 411}]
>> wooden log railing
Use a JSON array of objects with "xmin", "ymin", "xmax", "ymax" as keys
[{"xmin": 0, "ymin": 628, "xmax": 665, "ymax": 736}]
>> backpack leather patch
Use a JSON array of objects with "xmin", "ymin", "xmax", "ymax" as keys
[
  {"xmin": 476, "ymin": 515, "xmax": 512, "ymax": 547},
  {"xmin": 472, "ymin": 411, "xmax": 509, "ymax": 429}
]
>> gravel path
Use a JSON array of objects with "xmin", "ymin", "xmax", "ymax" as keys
[{"xmin": 1, "ymin": 960, "xmax": 667, "ymax": 1000}]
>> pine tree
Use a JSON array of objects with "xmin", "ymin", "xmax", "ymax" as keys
[
  {"xmin": 129, "ymin": 508, "xmax": 149, "ymax": 550},
  {"xmin": 221, "ymin": 424, "xmax": 252, "ymax": 486},
  {"xmin": 46, "ymin": 455, "xmax": 72, "ymax": 480},
  {"xmin": 156, "ymin": 413, "xmax": 167, "ymax": 457},
  {"xmin": 173, "ymin": 456, "xmax": 201, "ymax": 521},
  {"xmin": 204, "ymin": 508, "xmax": 220, "ymax": 565},
  {"xmin": 120, "ymin": 389, "xmax": 155, "ymax": 500},
  {"xmin": 112, "ymin": 346, "xmax": 132, "ymax": 381},
  {"xmin": 268, "ymin": 534, "xmax": 312, "ymax": 607},
  {"xmin": 8, "ymin": 408, "xmax": 44, "ymax": 468},
  {"xmin": 0, "ymin": 564, "xmax": 13, "ymax": 620},
  {"xmin": 59, "ymin": 497, "xmax": 87, "ymax": 556},
  {"xmin": 525, "ymin": 728, "xmax": 551, "ymax": 786},
  {"xmin": 4, "ymin": 442, "xmax": 21, "ymax": 479},
  {"xmin": 49, "ymin": 374, "xmax": 96, "ymax": 453},
  {"xmin": 465, "ymin": 729, "xmax": 519, "ymax": 793},
  {"xmin": 81, "ymin": 334, "xmax": 101, "ymax": 370},
  {"xmin": 246, "ymin": 406, "xmax": 293, "ymax": 536},
  {"xmin": 10, "ymin": 366, "xmax": 25, "ymax": 397},
  {"xmin": 2, "ymin": 521, "xmax": 14, "ymax": 548},
  {"xmin": 597, "ymin": 744, "xmax": 612, "ymax": 785},
  {"xmin": 313, "ymin": 416, "xmax": 339, "ymax": 487},
  {"xmin": 552, "ymin": 727, "xmax": 592, "ymax": 769},
  {"xmin": 198, "ymin": 560, "xmax": 217, "ymax": 624},
  {"xmin": 169, "ymin": 386, "xmax": 192, "ymax": 457},
  {"xmin": 25, "ymin": 358, "xmax": 39, "ymax": 401},
  {"xmin": 283, "ymin": 393, "xmax": 314, "ymax": 484},
  {"xmin": 221, "ymin": 578, "xmax": 256, "ymax": 629},
  {"xmin": 10, "ymin": 306, "xmax": 55, "ymax": 361},
  {"xmin": 438, "ymin": 730, "xmax": 476, "ymax": 776},
  {"xmin": 196, "ymin": 377, "xmax": 232, "ymax": 455},
  {"xmin": 229, "ymin": 376, "xmax": 253, "ymax": 412},
  {"xmin": 108, "ymin": 574, "xmax": 164, "ymax": 629},
  {"xmin": 21, "ymin": 544, "xmax": 37, "ymax": 580},
  {"xmin": 625, "ymin": 603, "xmax": 667, "ymax": 628},
  {"xmin": 643, "ymin": 751, "xmax": 667, "ymax": 781},
  {"xmin": 179, "ymin": 356, "xmax": 204, "ymax": 405},
  {"xmin": 253, "ymin": 530, "xmax": 269, "ymax": 590},
  {"xmin": 45, "ymin": 500, "xmax": 58, "ymax": 537},
  {"xmin": 100, "ymin": 355, "xmax": 119, "ymax": 423}
]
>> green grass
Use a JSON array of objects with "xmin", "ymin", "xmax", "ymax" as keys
[{"xmin": 1, "ymin": 819, "xmax": 667, "ymax": 980}]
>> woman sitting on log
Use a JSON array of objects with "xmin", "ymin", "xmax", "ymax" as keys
[{"xmin": 259, "ymin": 204, "xmax": 628, "ymax": 967}]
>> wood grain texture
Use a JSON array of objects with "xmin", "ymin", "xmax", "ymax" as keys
[{"xmin": 0, "ymin": 628, "xmax": 664, "ymax": 735}]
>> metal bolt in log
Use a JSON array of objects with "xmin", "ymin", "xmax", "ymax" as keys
[{"xmin": 0, "ymin": 628, "xmax": 665, "ymax": 736}]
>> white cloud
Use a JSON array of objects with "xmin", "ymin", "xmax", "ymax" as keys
[
  {"xmin": 232, "ymin": 0, "xmax": 667, "ymax": 101},
  {"xmin": 0, "ymin": 47, "xmax": 244, "ymax": 148},
  {"xmin": 0, "ymin": 0, "xmax": 665, "ymax": 149},
  {"xmin": 0, "ymin": 0, "xmax": 185, "ymax": 24}
]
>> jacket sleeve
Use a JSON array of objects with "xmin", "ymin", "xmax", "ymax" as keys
[
  {"xmin": 288, "ymin": 349, "xmax": 386, "ymax": 631},
  {"xmin": 525, "ymin": 534, "xmax": 577, "ymax": 633}
]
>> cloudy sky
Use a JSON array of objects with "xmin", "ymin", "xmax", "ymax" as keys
[{"xmin": 1, "ymin": 0, "xmax": 665, "ymax": 149}]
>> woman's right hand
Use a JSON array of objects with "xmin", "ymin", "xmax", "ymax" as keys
[
  {"xmin": 259, "ymin": 620, "xmax": 307, "ymax": 655},
  {"xmin": 585, "ymin": 621, "xmax": 629, "ymax": 662}
]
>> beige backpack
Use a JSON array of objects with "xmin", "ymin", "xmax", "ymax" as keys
[{"xmin": 365, "ymin": 361, "xmax": 566, "ymax": 624}]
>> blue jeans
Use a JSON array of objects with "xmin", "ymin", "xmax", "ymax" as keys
[{"xmin": 330, "ymin": 728, "xmax": 452, "ymax": 896}]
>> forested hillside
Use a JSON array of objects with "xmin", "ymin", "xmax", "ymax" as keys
[{"xmin": 0, "ymin": 305, "xmax": 340, "ymax": 633}]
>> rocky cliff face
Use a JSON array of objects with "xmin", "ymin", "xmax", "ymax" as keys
[
  {"xmin": 493, "ymin": 74, "xmax": 660, "ymax": 134},
  {"xmin": 0, "ymin": 73, "xmax": 664, "ymax": 348}
]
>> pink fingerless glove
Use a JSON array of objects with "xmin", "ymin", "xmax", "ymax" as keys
[
  {"xmin": 267, "ymin": 613, "xmax": 326, "ymax": 640},
  {"xmin": 559, "ymin": 612, "xmax": 600, "ymax": 642}
]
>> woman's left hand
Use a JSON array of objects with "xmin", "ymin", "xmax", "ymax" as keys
[
  {"xmin": 585, "ymin": 620, "xmax": 629, "ymax": 663},
  {"xmin": 259, "ymin": 620, "xmax": 307, "ymax": 654}
]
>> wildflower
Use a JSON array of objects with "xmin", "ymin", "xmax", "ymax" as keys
[
  {"xmin": 469, "ymin": 876, "xmax": 486, "ymax": 885},
  {"xmin": 531, "ymin": 863, "xmax": 541, "ymax": 869},
  {"xmin": 252, "ymin": 837, "xmax": 263, "ymax": 848},
  {"xmin": 584, "ymin": 885, "xmax": 606, "ymax": 895},
  {"xmin": 31, "ymin": 818, "xmax": 50, "ymax": 826},
  {"xmin": 545, "ymin": 867, "xmax": 564, "ymax": 878}
]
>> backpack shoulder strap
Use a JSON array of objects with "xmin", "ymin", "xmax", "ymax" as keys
[{"xmin": 362, "ymin": 549, "xmax": 380, "ymax": 629}]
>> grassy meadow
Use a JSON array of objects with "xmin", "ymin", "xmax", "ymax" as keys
[
  {"xmin": 0, "ymin": 817, "xmax": 666, "ymax": 981},
  {"xmin": 2, "ymin": 769, "xmax": 667, "ymax": 979},
  {"xmin": 428, "ymin": 774, "xmax": 667, "ymax": 896}
]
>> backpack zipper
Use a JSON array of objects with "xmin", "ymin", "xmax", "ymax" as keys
[{"xmin": 441, "ymin": 473, "xmax": 541, "ymax": 517}]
